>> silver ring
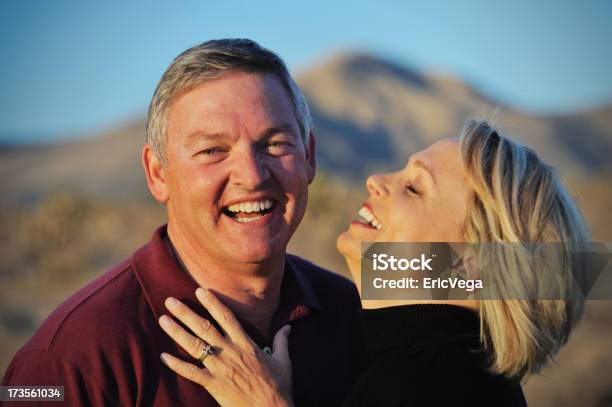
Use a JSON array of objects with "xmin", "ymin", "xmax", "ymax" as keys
[{"xmin": 196, "ymin": 341, "xmax": 214, "ymax": 364}]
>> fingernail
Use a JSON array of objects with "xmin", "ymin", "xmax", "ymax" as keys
[
  {"xmin": 196, "ymin": 288, "xmax": 207, "ymax": 298},
  {"xmin": 166, "ymin": 297, "xmax": 178, "ymax": 309},
  {"xmin": 160, "ymin": 353, "xmax": 169, "ymax": 365},
  {"xmin": 159, "ymin": 315, "xmax": 171, "ymax": 328}
]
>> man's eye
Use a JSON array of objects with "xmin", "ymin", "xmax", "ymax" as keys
[
  {"xmin": 264, "ymin": 140, "xmax": 293, "ymax": 154},
  {"xmin": 268, "ymin": 141, "xmax": 292, "ymax": 147},
  {"xmin": 199, "ymin": 148, "xmax": 224, "ymax": 155}
]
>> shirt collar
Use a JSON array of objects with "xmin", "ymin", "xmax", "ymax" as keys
[{"xmin": 131, "ymin": 225, "xmax": 320, "ymax": 342}]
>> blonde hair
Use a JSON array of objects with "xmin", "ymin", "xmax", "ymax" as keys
[{"xmin": 460, "ymin": 120, "xmax": 590, "ymax": 378}]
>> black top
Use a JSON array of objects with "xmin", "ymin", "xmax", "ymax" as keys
[{"xmin": 342, "ymin": 304, "xmax": 527, "ymax": 407}]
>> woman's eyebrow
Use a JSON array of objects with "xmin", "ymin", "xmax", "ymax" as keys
[{"xmin": 412, "ymin": 159, "xmax": 437, "ymax": 186}]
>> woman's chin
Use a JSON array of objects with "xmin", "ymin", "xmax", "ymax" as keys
[
  {"xmin": 336, "ymin": 230, "xmax": 359, "ymax": 264},
  {"xmin": 336, "ymin": 230, "xmax": 349, "ymax": 256},
  {"xmin": 336, "ymin": 231, "xmax": 363, "ymax": 292}
]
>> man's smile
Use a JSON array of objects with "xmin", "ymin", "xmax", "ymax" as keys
[{"xmin": 222, "ymin": 198, "xmax": 276, "ymax": 223}]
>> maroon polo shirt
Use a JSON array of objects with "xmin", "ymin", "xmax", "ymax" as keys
[{"xmin": 2, "ymin": 226, "xmax": 362, "ymax": 406}]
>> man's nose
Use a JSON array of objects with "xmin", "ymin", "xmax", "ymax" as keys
[
  {"xmin": 230, "ymin": 147, "xmax": 270, "ymax": 190},
  {"xmin": 366, "ymin": 173, "xmax": 388, "ymax": 197}
]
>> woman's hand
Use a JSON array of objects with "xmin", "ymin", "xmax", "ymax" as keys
[{"xmin": 158, "ymin": 287, "xmax": 294, "ymax": 407}]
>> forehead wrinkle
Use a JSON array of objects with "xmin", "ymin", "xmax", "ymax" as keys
[
  {"xmin": 413, "ymin": 138, "xmax": 463, "ymax": 182},
  {"xmin": 183, "ymin": 131, "xmax": 232, "ymax": 148},
  {"xmin": 170, "ymin": 73, "xmax": 300, "ymax": 151}
]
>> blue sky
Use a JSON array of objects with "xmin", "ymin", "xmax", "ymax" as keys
[{"xmin": 1, "ymin": 0, "xmax": 611, "ymax": 143}]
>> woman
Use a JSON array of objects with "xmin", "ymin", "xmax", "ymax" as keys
[{"xmin": 157, "ymin": 120, "xmax": 589, "ymax": 406}]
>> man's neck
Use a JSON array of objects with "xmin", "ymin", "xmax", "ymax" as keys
[{"xmin": 167, "ymin": 225, "xmax": 284, "ymax": 339}]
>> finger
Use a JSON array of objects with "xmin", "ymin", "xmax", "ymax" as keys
[
  {"xmin": 160, "ymin": 352, "xmax": 214, "ymax": 388},
  {"xmin": 196, "ymin": 288, "xmax": 253, "ymax": 348},
  {"xmin": 272, "ymin": 325, "xmax": 292, "ymax": 369},
  {"xmin": 159, "ymin": 314, "xmax": 221, "ymax": 366},
  {"xmin": 164, "ymin": 297, "xmax": 226, "ymax": 347}
]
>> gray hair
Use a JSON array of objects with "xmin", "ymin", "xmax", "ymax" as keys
[{"xmin": 146, "ymin": 38, "xmax": 313, "ymax": 163}]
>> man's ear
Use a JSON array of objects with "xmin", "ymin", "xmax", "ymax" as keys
[
  {"xmin": 142, "ymin": 144, "xmax": 169, "ymax": 204},
  {"xmin": 306, "ymin": 131, "xmax": 316, "ymax": 184}
]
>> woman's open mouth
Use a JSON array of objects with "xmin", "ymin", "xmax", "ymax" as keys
[{"xmin": 356, "ymin": 205, "xmax": 383, "ymax": 230}]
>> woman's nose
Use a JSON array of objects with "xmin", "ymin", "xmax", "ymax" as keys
[{"xmin": 366, "ymin": 174, "xmax": 387, "ymax": 197}]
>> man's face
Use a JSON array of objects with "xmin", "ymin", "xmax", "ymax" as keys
[{"xmin": 161, "ymin": 71, "xmax": 315, "ymax": 267}]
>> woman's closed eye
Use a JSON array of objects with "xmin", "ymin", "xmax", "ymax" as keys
[{"xmin": 406, "ymin": 184, "xmax": 419, "ymax": 195}]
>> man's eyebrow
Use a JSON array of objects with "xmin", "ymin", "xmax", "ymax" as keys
[
  {"xmin": 184, "ymin": 124, "xmax": 296, "ymax": 146},
  {"xmin": 184, "ymin": 131, "xmax": 231, "ymax": 147},
  {"xmin": 259, "ymin": 123, "xmax": 298, "ymax": 139}
]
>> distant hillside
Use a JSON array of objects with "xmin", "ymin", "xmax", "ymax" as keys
[
  {"xmin": 299, "ymin": 53, "xmax": 612, "ymax": 181},
  {"xmin": 0, "ymin": 121, "xmax": 149, "ymax": 204},
  {"xmin": 1, "ymin": 52, "xmax": 611, "ymax": 204}
]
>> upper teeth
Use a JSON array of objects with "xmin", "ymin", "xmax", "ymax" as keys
[
  {"xmin": 227, "ymin": 199, "xmax": 274, "ymax": 213},
  {"xmin": 358, "ymin": 206, "xmax": 383, "ymax": 230}
]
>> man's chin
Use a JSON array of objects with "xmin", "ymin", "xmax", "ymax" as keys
[{"xmin": 227, "ymin": 243, "xmax": 284, "ymax": 266}]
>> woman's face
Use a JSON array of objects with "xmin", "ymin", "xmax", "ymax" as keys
[{"xmin": 337, "ymin": 138, "xmax": 473, "ymax": 263}]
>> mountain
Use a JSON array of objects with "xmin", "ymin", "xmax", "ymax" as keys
[
  {"xmin": 299, "ymin": 53, "xmax": 612, "ymax": 181},
  {"xmin": 0, "ymin": 121, "xmax": 149, "ymax": 204},
  {"xmin": 1, "ymin": 52, "xmax": 611, "ymax": 204}
]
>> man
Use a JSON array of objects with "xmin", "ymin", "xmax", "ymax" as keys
[{"xmin": 2, "ymin": 39, "xmax": 361, "ymax": 406}]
